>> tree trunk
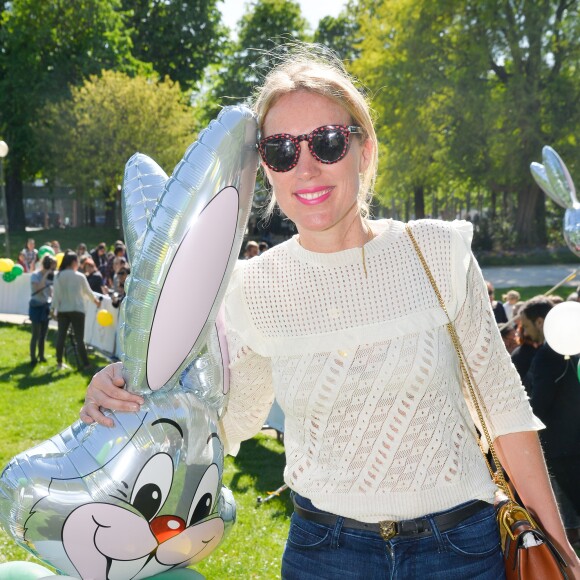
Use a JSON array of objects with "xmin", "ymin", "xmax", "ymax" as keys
[
  {"xmin": 104, "ymin": 190, "xmax": 116, "ymax": 228},
  {"xmin": 414, "ymin": 185, "xmax": 425, "ymax": 219},
  {"xmin": 514, "ymin": 185, "xmax": 546, "ymax": 247},
  {"xmin": 5, "ymin": 162, "xmax": 26, "ymax": 234}
]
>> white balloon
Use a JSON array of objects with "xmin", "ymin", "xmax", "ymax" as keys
[{"xmin": 543, "ymin": 302, "xmax": 580, "ymax": 356}]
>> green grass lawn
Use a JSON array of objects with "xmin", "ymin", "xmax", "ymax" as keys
[
  {"xmin": 0, "ymin": 322, "xmax": 290, "ymax": 578},
  {"xmin": 495, "ymin": 285, "xmax": 573, "ymax": 301}
]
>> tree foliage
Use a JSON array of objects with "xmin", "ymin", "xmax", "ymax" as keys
[
  {"xmin": 0, "ymin": 0, "xmax": 139, "ymax": 232},
  {"xmin": 313, "ymin": 3, "xmax": 359, "ymax": 62},
  {"xmin": 38, "ymin": 70, "xmax": 194, "ymax": 226},
  {"xmin": 121, "ymin": 0, "xmax": 227, "ymax": 87},
  {"xmin": 352, "ymin": 0, "xmax": 580, "ymax": 246},
  {"xmin": 198, "ymin": 0, "xmax": 308, "ymax": 123}
]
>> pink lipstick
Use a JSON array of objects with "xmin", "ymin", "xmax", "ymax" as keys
[{"xmin": 294, "ymin": 186, "xmax": 333, "ymax": 205}]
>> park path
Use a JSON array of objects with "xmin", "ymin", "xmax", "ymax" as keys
[{"xmin": 481, "ymin": 264, "xmax": 578, "ymax": 288}]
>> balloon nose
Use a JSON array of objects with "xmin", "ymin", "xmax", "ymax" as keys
[{"xmin": 150, "ymin": 515, "xmax": 186, "ymax": 543}]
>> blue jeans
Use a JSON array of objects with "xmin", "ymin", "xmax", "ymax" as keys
[{"xmin": 282, "ymin": 494, "xmax": 505, "ymax": 579}]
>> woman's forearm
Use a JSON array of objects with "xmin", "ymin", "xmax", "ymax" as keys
[{"xmin": 495, "ymin": 430, "xmax": 579, "ymax": 572}]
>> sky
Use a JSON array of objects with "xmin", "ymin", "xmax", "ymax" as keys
[{"xmin": 218, "ymin": 0, "xmax": 348, "ymax": 35}]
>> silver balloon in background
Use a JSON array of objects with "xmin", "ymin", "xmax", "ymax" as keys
[
  {"xmin": 531, "ymin": 145, "xmax": 580, "ymax": 257},
  {"xmin": 0, "ymin": 105, "xmax": 258, "ymax": 579}
]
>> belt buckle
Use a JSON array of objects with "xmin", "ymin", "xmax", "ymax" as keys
[{"xmin": 379, "ymin": 520, "xmax": 397, "ymax": 541}]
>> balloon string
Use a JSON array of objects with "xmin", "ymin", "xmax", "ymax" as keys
[{"xmin": 497, "ymin": 268, "xmax": 578, "ymax": 333}]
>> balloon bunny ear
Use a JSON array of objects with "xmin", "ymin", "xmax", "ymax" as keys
[
  {"xmin": 531, "ymin": 145, "xmax": 580, "ymax": 259},
  {"xmin": 122, "ymin": 154, "xmax": 169, "ymax": 265},
  {"xmin": 119, "ymin": 105, "xmax": 258, "ymax": 393},
  {"xmin": 530, "ymin": 146, "xmax": 579, "ymax": 209}
]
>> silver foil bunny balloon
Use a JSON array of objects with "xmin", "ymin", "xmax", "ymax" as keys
[
  {"xmin": 0, "ymin": 105, "xmax": 258, "ymax": 579},
  {"xmin": 531, "ymin": 146, "xmax": 580, "ymax": 257}
]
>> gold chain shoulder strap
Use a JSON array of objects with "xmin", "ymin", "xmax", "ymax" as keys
[{"xmin": 405, "ymin": 223, "xmax": 514, "ymax": 501}]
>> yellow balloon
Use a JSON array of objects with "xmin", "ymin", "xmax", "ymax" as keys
[
  {"xmin": 96, "ymin": 309, "xmax": 114, "ymax": 327},
  {"xmin": 0, "ymin": 258, "xmax": 14, "ymax": 272},
  {"xmin": 55, "ymin": 252, "xmax": 64, "ymax": 269}
]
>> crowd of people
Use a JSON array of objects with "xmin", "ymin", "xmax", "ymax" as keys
[
  {"xmin": 24, "ymin": 238, "xmax": 131, "ymax": 370},
  {"xmin": 24, "ymin": 235, "xmax": 272, "ymax": 370},
  {"xmin": 485, "ymin": 281, "xmax": 580, "ymax": 551}
]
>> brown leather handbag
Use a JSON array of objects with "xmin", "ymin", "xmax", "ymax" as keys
[{"xmin": 405, "ymin": 224, "xmax": 569, "ymax": 580}]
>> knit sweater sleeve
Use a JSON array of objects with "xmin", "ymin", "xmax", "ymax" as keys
[
  {"xmin": 450, "ymin": 225, "xmax": 544, "ymax": 440},
  {"xmin": 218, "ymin": 262, "xmax": 275, "ymax": 456}
]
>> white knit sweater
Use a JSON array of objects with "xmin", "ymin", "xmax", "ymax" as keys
[{"xmin": 221, "ymin": 219, "xmax": 543, "ymax": 522}]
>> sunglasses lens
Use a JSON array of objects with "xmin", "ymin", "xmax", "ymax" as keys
[
  {"xmin": 311, "ymin": 128, "xmax": 347, "ymax": 163},
  {"xmin": 262, "ymin": 138, "xmax": 297, "ymax": 172}
]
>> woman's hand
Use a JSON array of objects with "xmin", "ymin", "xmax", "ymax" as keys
[{"xmin": 80, "ymin": 362, "xmax": 144, "ymax": 427}]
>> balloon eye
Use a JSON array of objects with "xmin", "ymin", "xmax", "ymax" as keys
[
  {"xmin": 130, "ymin": 453, "xmax": 174, "ymax": 522},
  {"xmin": 189, "ymin": 493, "xmax": 213, "ymax": 526},
  {"xmin": 133, "ymin": 483, "xmax": 164, "ymax": 522},
  {"xmin": 187, "ymin": 464, "xmax": 219, "ymax": 527}
]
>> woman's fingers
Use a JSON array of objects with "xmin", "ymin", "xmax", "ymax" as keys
[
  {"xmin": 81, "ymin": 362, "xmax": 145, "ymax": 427},
  {"xmin": 87, "ymin": 362, "xmax": 144, "ymax": 408},
  {"xmin": 79, "ymin": 401, "xmax": 114, "ymax": 428}
]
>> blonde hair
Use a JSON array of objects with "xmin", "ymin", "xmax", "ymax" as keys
[
  {"xmin": 502, "ymin": 290, "xmax": 520, "ymax": 302},
  {"xmin": 252, "ymin": 44, "xmax": 378, "ymax": 219}
]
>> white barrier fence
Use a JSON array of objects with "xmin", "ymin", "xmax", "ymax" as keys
[
  {"xmin": 0, "ymin": 273, "xmax": 120, "ymax": 358},
  {"xmin": 2, "ymin": 274, "xmax": 283, "ymax": 429}
]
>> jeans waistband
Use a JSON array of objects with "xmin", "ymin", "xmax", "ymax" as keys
[{"xmin": 291, "ymin": 493, "xmax": 490, "ymax": 541}]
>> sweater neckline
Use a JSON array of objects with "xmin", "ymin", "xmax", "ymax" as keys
[{"xmin": 285, "ymin": 219, "xmax": 401, "ymax": 267}]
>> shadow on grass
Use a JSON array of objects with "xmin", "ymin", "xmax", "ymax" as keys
[
  {"xmin": 230, "ymin": 435, "xmax": 293, "ymax": 517},
  {"xmin": 0, "ymin": 363, "xmax": 68, "ymax": 389}
]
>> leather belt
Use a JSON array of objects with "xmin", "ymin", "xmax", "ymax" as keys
[{"xmin": 292, "ymin": 497, "xmax": 489, "ymax": 541}]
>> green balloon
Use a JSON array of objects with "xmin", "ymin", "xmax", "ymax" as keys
[
  {"xmin": 3, "ymin": 271, "xmax": 15, "ymax": 282},
  {"xmin": 12, "ymin": 264, "xmax": 24, "ymax": 276},
  {"xmin": 37, "ymin": 245, "xmax": 55, "ymax": 258},
  {"xmin": 0, "ymin": 561, "xmax": 57, "ymax": 578}
]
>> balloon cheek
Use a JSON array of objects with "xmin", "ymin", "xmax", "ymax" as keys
[
  {"xmin": 62, "ymin": 503, "xmax": 156, "ymax": 576},
  {"xmin": 156, "ymin": 517, "xmax": 225, "ymax": 566}
]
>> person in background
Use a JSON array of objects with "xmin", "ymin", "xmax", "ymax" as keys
[
  {"xmin": 51, "ymin": 251, "xmax": 100, "ymax": 371},
  {"xmin": 113, "ymin": 240, "xmax": 127, "ymax": 257},
  {"xmin": 108, "ymin": 256, "xmax": 128, "ymax": 291},
  {"xmin": 18, "ymin": 250, "xmax": 28, "ymax": 272},
  {"xmin": 50, "ymin": 240, "xmax": 61, "ymax": 255},
  {"xmin": 76, "ymin": 243, "xmax": 90, "ymax": 263},
  {"xmin": 551, "ymin": 295, "xmax": 564, "ymax": 305},
  {"xmin": 111, "ymin": 279, "xmax": 127, "ymax": 309},
  {"xmin": 502, "ymin": 289, "xmax": 520, "ymax": 321},
  {"xmin": 29, "ymin": 255, "xmax": 57, "ymax": 366},
  {"xmin": 90, "ymin": 243, "xmax": 108, "ymax": 278},
  {"xmin": 510, "ymin": 323, "xmax": 540, "ymax": 392},
  {"xmin": 106, "ymin": 245, "xmax": 128, "ymax": 288},
  {"xmin": 243, "ymin": 240, "xmax": 259, "ymax": 259},
  {"xmin": 520, "ymin": 297, "xmax": 580, "ymax": 531},
  {"xmin": 83, "ymin": 258, "xmax": 108, "ymax": 295},
  {"xmin": 485, "ymin": 280, "xmax": 508, "ymax": 324},
  {"xmin": 259, "ymin": 241, "xmax": 270, "ymax": 254},
  {"xmin": 112, "ymin": 266, "xmax": 130, "ymax": 299},
  {"xmin": 21, "ymin": 238, "xmax": 37, "ymax": 272}
]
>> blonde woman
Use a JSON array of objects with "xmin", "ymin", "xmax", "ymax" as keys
[{"xmin": 81, "ymin": 46, "xmax": 579, "ymax": 579}]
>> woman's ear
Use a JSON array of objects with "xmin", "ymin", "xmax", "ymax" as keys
[{"xmin": 359, "ymin": 137, "xmax": 374, "ymax": 174}]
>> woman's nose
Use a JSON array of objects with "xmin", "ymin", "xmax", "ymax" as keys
[{"xmin": 294, "ymin": 142, "xmax": 320, "ymax": 178}]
